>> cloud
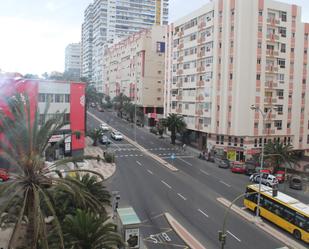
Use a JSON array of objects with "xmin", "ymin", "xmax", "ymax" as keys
[
  {"xmin": 0, "ymin": 16, "xmax": 80, "ymax": 75},
  {"xmin": 45, "ymin": 0, "xmax": 62, "ymax": 12}
]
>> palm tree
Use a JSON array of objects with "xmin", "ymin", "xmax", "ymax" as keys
[
  {"xmin": 62, "ymin": 209, "xmax": 123, "ymax": 249},
  {"xmin": 88, "ymin": 128, "xmax": 104, "ymax": 146},
  {"xmin": 0, "ymin": 93, "xmax": 104, "ymax": 249},
  {"xmin": 264, "ymin": 140, "xmax": 297, "ymax": 172},
  {"xmin": 164, "ymin": 114, "xmax": 187, "ymax": 145}
]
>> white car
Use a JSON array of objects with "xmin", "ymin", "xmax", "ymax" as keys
[
  {"xmin": 111, "ymin": 131, "xmax": 123, "ymax": 140},
  {"xmin": 250, "ymin": 173, "xmax": 278, "ymax": 187},
  {"xmin": 100, "ymin": 123, "xmax": 109, "ymax": 131}
]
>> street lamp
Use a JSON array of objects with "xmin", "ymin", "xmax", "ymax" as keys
[{"xmin": 250, "ymin": 104, "xmax": 277, "ymax": 218}]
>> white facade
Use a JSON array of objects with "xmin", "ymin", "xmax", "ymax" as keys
[
  {"xmin": 65, "ymin": 43, "xmax": 81, "ymax": 81},
  {"xmin": 81, "ymin": 0, "xmax": 169, "ymax": 91},
  {"xmin": 165, "ymin": 0, "xmax": 309, "ymax": 159},
  {"xmin": 103, "ymin": 26, "xmax": 165, "ymax": 118}
]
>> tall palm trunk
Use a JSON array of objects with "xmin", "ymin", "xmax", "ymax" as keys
[
  {"xmin": 27, "ymin": 190, "xmax": 37, "ymax": 249},
  {"xmin": 171, "ymin": 128, "xmax": 176, "ymax": 145}
]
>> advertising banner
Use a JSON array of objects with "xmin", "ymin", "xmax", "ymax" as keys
[
  {"xmin": 125, "ymin": 228, "xmax": 140, "ymax": 248},
  {"xmin": 227, "ymin": 150, "xmax": 236, "ymax": 161}
]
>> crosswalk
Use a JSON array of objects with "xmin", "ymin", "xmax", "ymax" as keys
[{"xmin": 111, "ymin": 146, "xmax": 184, "ymax": 152}]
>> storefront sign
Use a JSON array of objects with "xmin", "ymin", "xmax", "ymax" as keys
[
  {"xmin": 49, "ymin": 134, "xmax": 64, "ymax": 143},
  {"xmin": 125, "ymin": 228, "xmax": 140, "ymax": 248},
  {"xmin": 65, "ymin": 142, "xmax": 71, "ymax": 152},
  {"xmin": 227, "ymin": 150, "xmax": 236, "ymax": 161}
]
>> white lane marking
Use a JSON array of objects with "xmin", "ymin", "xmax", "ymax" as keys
[
  {"xmin": 197, "ymin": 209, "xmax": 209, "ymax": 218},
  {"xmin": 161, "ymin": 180, "xmax": 172, "ymax": 189},
  {"xmin": 219, "ymin": 180, "xmax": 231, "ymax": 188},
  {"xmin": 147, "ymin": 170, "xmax": 154, "ymax": 175},
  {"xmin": 161, "ymin": 155, "xmax": 194, "ymax": 159},
  {"xmin": 136, "ymin": 161, "xmax": 142, "ymax": 166},
  {"xmin": 177, "ymin": 157, "xmax": 192, "ymax": 166},
  {"xmin": 200, "ymin": 169, "xmax": 210, "ymax": 175},
  {"xmin": 227, "ymin": 230, "xmax": 241, "ymax": 242},
  {"xmin": 177, "ymin": 193, "xmax": 187, "ymax": 201}
]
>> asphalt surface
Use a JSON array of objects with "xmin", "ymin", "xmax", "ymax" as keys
[{"xmin": 87, "ymin": 109, "xmax": 300, "ymax": 249}]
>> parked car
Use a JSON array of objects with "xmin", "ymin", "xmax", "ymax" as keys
[
  {"xmin": 250, "ymin": 172, "xmax": 278, "ymax": 187},
  {"xmin": 97, "ymin": 106, "xmax": 104, "ymax": 112},
  {"xmin": 0, "ymin": 169, "xmax": 9, "ymax": 182},
  {"xmin": 100, "ymin": 135, "xmax": 111, "ymax": 145},
  {"xmin": 111, "ymin": 131, "xmax": 123, "ymax": 140},
  {"xmin": 100, "ymin": 123, "xmax": 109, "ymax": 131},
  {"xmin": 230, "ymin": 162, "xmax": 246, "ymax": 174},
  {"xmin": 274, "ymin": 170, "xmax": 285, "ymax": 183},
  {"xmin": 289, "ymin": 175, "xmax": 303, "ymax": 190},
  {"xmin": 215, "ymin": 158, "xmax": 230, "ymax": 169},
  {"xmin": 244, "ymin": 162, "xmax": 257, "ymax": 175}
]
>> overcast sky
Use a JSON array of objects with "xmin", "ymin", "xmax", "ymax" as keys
[{"xmin": 0, "ymin": 0, "xmax": 309, "ymax": 76}]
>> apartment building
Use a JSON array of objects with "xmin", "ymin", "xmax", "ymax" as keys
[
  {"xmin": 0, "ymin": 77, "xmax": 86, "ymax": 159},
  {"xmin": 65, "ymin": 43, "xmax": 81, "ymax": 81},
  {"xmin": 165, "ymin": 0, "xmax": 309, "ymax": 161},
  {"xmin": 81, "ymin": 0, "xmax": 169, "ymax": 91},
  {"xmin": 104, "ymin": 26, "xmax": 166, "ymax": 124}
]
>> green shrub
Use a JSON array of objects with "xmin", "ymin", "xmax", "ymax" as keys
[{"xmin": 104, "ymin": 152, "xmax": 115, "ymax": 163}]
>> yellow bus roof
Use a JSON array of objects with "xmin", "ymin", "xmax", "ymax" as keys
[{"xmin": 248, "ymin": 184, "xmax": 309, "ymax": 216}]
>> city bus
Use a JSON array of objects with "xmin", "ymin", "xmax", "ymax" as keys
[{"xmin": 244, "ymin": 184, "xmax": 309, "ymax": 243}]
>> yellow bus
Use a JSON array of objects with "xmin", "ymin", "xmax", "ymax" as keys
[{"xmin": 244, "ymin": 184, "xmax": 309, "ymax": 243}]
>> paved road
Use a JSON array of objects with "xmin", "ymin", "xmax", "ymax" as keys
[{"xmin": 87, "ymin": 110, "xmax": 286, "ymax": 249}]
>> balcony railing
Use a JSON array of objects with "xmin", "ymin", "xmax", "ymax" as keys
[
  {"xmin": 176, "ymin": 95, "xmax": 182, "ymax": 100},
  {"xmin": 196, "ymin": 94, "xmax": 204, "ymax": 101},
  {"xmin": 197, "ymin": 51, "xmax": 205, "ymax": 58},
  {"xmin": 265, "ymin": 81, "xmax": 278, "ymax": 88},
  {"xmin": 198, "ymin": 37, "xmax": 206, "ymax": 43},
  {"xmin": 265, "ymin": 65, "xmax": 278, "ymax": 73},
  {"xmin": 266, "ymin": 34, "xmax": 280, "ymax": 41},
  {"xmin": 267, "ymin": 17, "xmax": 280, "ymax": 25},
  {"xmin": 197, "ymin": 80, "xmax": 205, "ymax": 87},
  {"xmin": 266, "ymin": 49, "xmax": 279, "ymax": 57},
  {"xmin": 197, "ymin": 66, "xmax": 205, "ymax": 73},
  {"xmin": 177, "ymin": 69, "xmax": 183, "ymax": 75},
  {"xmin": 198, "ymin": 22, "xmax": 206, "ymax": 29},
  {"xmin": 195, "ymin": 109, "xmax": 203, "ymax": 115}
]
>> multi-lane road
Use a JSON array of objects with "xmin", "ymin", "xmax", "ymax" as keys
[{"xmin": 87, "ymin": 108, "xmax": 307, "ymax": 249}]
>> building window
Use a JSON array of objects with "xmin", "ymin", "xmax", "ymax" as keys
[
  {"xmin": 254, "ymin": 139, "xmax": 258, "ymax": 147},
  {"xmin": 257, "ymin": 58, "xmax": 261, "ymax": 64},
  {"xmin": 230, "ymin": 57, "xmax": 233, "ymax": 64},
  {"xmin": 216, "ymin": 135, "xmax": 220, "ymax": 144},
  {"xmin": 280, "ymin": 43, "xmax": 286, "ymax": 53},
  {"xmin": 256, "ymin": 74, "xmax": 261, "ymax": 80},
  {"xmin": 240, "ymin": 138, "xmax": 244, "ymax": 147},
  {"xmin": 46, "ymin": 94, "xmax": 54, "ymax": 103},
  {"xmin": 259, "ymin": 138, "xmax": 262, "ymax": 147},
  {"xmin": 258, "ymin": 42, "xmax": 262, "ymax": 48},
  {"xmin": 307, "ymin": 135, "xmax": 309, "ymax": 144},
  {"xmin": 38, "ymin": 93, "xmax": 46, "ymax": 102},
  {"xmin": 259, "ymin": 11, "xmax": 263, "ymax": 16},
  {"xmin": 229, "ymin": 105, "xmax": 232, "ymax": 112},
  {"xmin": 230, "ymin": 74, "xmax": 233, "ymax": 80},
  {"xmin": 64, "ymin": 94, "xmax": 70, "ymax": 103},
  {"xmin": 217, "ymin": 121, "xmax": 219, "ymax": 127},
  {"xmin": 277, "ymin": 90, "xmax": 284, "ymax": 99},
  {"xmin": 228, "ymin": 136, "xmax": 232, "ymax": 145},
  {"xmin": 254, "ymin": 122, "xmax": 258, "ymax": 128},
  {"xmin": 234, "ymin": 137, "xmax": 238, "ymax": 146},
  {"xmin": 278, "ymin": 58, "xmax": 285, "ymax": 68},
  {"xmin": 274, "ymin": 120, "xmax": 282, "ymax": 130},
  {"xmin": 220, "ymin": 135, "xmax": 224, "ymax": 145},
  {"xmin": 55, "ymin": 94, "xmax": 64, "ymax": 103},
  {"xmin": 265, "ymin": 123, "xmax": 271, "ymax": 129},
  {"xmin": 276, "ymin": 105, "xmax": 283, "ymax": 114},
  {"xmin": 185, "ymin": 103, "xmax": 189, "ymax": 109},
  {"xmin": 303, "ymin": 79, "xmax": 306, "ymax": 84},
  {"xmin": 291, "ymin": 47, "xmax": 294, "ymax": 53},
  {"xmin": 64, "ymin": 113, "xmax": 70, "ymax": 124}
]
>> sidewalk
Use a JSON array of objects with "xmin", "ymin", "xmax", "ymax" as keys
[{"xmin": 83, "ymin": 137, "xmax": 116, "ymax": 180}]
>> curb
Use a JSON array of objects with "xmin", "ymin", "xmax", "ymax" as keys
[
  {"xmin": 88, "ymin": 112, "xmax": 178, "ymax": 172},
  {"xmin": 217, "ymin": 197, "xmax": 307, "ymax": 249},
  {"xmin": 164, "ymin": 213, "xmax": 206, "ymax": 249}
]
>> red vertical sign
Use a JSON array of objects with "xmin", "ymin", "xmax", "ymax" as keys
[{"xmin": 70, "ymin": 82, "xmax": 85, "ymax": 151}]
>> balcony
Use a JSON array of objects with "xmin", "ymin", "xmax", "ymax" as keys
[
  {"xmin": 176, "ymin": 69, "xmax": 183, "ymax": 75},
  {"xmin": 176, "ymin": 95, "xmax": 183, "ymax": 100},
  {"xmin": 196, "ymin": 80, "xmax": 205, "ymax": 87},
  {"xmin": 264, "ymin": 97, "xmax": 277, "ymax": 104},
  {"xmin": 176, "ymin": 108, "xmax": 182, "ymax": 113},
  {"xmin": 178, "ymin": 43, "xmax": 184, "ymax": 50},
  {"xmin": 265, "ymin": 81, "xmax": 278, "ymax": 88},
  {"xmin": 195, "ymin": 123, "xmax": 203, "ymax": 130},
  {"xmin": 267, "ymin": 17, "xmax": 280, "ymax": 26},
  {"xmin": 198, "ymin": 21, "xmax": 206, "ymax": 29},
  {"xmin": 266, "ymin": 34, "xmax": 280, "ymax": 42},
  {"xmin": 197, "ymin": 66, "xmax": 206, "ymax": 73},
  {"xmin": 198, "ymin": 37, "xmax": 206, "ymax": 44},
  {"xmin": 266, "ymin": 49, "xmax": 279, "ymax": 57},
  {"xmin": 196, "ymin": 94, "xmax": 204, "ymax": 101},
  {"xmin": 195, "ymin": 109, "xmax": 203, "ymax": 115},
  {"xmin": 197, "ymin": 51, "xmax": 205, "ymax": 58},
  {"xmin": 265, "ymin": 65, "xmax": 278, "ymax": 73}
]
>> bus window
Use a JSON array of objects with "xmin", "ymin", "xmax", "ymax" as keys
[{"xmin": 295, "ymin": 214, "xmax": 307, "ymax": 230}]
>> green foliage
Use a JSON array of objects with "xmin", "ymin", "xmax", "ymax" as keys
[
  {"xmin": 150, "ymin": 127, "xmax": 158, "ymax": 135},
  {"xmin": 104, "ymin": 152, "xmax": 115, "ymax": 163},
  {"xmin": 88, "ymin": 128, "xmax": 104, "ymax": 146},
  {"xmin": 0, "ymin": 93, "xmax": 108, "ymax": 249},
  {"xmin": 112, "ymin": 93, "xmax": 131, "ymax": 118},
  {"xmin": 264, "ymin": 140, "xmax": 297, "ymax": 172},
  {"xmin": 164, "ymin": 114, "xmax": 187, "ymax": 144}
]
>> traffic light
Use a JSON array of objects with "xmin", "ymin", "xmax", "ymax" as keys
[{"xmin": 218, "ymin": 231, "xmax": 226, "ymax": 244}]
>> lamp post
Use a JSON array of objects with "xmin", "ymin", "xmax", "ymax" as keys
[{"xmin": 250, "ymin": 105, "xmax": 277, "ymax": 218}]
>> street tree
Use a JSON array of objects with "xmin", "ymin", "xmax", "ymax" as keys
[
  {"xmin": 112, "ymin": 93, "xmax": 131, "ymax": 118},
  {"xmin": 88, "ymin": 128, "xmax": 104, "ymax": 146},
  {"xmin": 264, "ymin": 140, "xmax": 297, "ymax": 172},
  {"xmin": 0, "ymin": 93, "xmax": 103, "ymax": 249},
  {"xmin": 164, "ymin": 114, "xmax": 187, "ymax": 145}
]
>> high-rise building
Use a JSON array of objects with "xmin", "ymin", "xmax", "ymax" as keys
[
  {"xmin": 164, "ymin": 0, "xmax": 309, "ymax": 160},
  {"xmin": 103, "ymin": 26, "xmax": 166, "ymax": 125},
  {"xmin": 81, "ymin": 0, "xmax": 169, "ymax": 91},
  {"xmin": 65, "ymin": 43, "xmax": 81, "ymax": 81}
]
